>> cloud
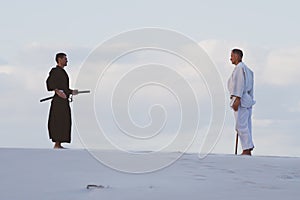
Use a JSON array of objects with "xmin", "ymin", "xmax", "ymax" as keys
[
  {"xmin": 288, "ymin": 101, "xmax": 300, "ymax": 113},
  {"xmin": 199, "ymin": 39, "xmax": 300, "ymax": 87},
  {"xmin": 0, "ymin": 57, "xmax": 7, "ymax": 65},
  {"xmin": 262, "ymin": 47, "xmax": 300, "ymax": 86},
  {"xmin": 0, "ymin": 64, "xmax": 15, "ymax": 74},
  {"xmin": 15, "ymin": 42, "xmax": 91, "ymax": 71},
  {"xmin": 253, "ymin": 119, "xmax": 274, "ymax": 127}
]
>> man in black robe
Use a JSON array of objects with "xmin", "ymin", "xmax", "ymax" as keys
[{"xmin": 46, "ymin": 53, "xmax": 78, "ymax": 149}]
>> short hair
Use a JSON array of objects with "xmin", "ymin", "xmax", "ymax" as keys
[
  {"xmin": 232, "ymin": 49, "xmax": 243, "ymax": 59},
  {"xmin": 55, "ymin": 52, "xmax": 67, "ymax": 63}
]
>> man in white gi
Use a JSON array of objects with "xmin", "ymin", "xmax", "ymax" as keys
[{"xmin": 228, "ymin": 49, "xmax": 255, "ymax": 155}]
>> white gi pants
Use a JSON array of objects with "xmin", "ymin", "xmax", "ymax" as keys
[{"xmin": 234, "ymin": 106, "xmax": 254, "ymax": 150}]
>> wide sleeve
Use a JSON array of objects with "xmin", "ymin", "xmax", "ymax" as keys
[
  {"xmin": 249, "ymin": 71, "xmax": 254, "ymax": 99},
  {"xmin": 46, "ymin": 68, "xmax": 58, "ymax": 91},
  {"xmin": 231, "ymin": 67, "xmax": 245, "ymax": 98},
  {"xmin": 66, "ymin": 88, "xmax": 73, "ymax": 96},
  {"xmin": 63, "ymin": 70, "xmax": 73, "ymax": 96}
]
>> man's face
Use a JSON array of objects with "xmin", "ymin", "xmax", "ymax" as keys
[
  {"xmin": 230, "ymin": 52, "xmax": 239, "ymax": 65},
  {"xmin": 59, "ymin": 56, "xmax": 68, "ymax": 66}
]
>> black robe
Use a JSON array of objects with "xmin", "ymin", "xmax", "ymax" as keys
[{"xmin": 46, "ymin": 66, "xmax": 73, "ymax": 143}]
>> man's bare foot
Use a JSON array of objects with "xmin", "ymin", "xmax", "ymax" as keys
[
  {"xmin": 54, "ymin": 145, "xmax": 65, "ymax": 149},
  {"xmin": 241, "ymin": 149, "xmax": 252, "ymax": 156},
  {"xmin": 53, "ymin": 142, "xmax": 65, "ymax": 149}
]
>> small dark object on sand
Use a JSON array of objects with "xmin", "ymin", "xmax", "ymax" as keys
[{"xmin": 86, "ymin": 184, "xmax": 105, "ymax": 189}]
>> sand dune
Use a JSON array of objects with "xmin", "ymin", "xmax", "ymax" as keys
[{"xmin": 0, "ymin": 148, "xmax": 299, "ymax": 200}]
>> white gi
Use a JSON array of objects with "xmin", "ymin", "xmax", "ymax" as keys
[{"xmin": 228, "ymin": 62, "xmax": 255, "ymax": 150}]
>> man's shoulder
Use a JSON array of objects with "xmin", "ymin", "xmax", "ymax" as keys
[
  {"xmin": 239, "ymin": 62, "xmax": 253, "ymax": 73},
  {"xmin": 49, "ymin": 66, "xmax": 62, "ymax": 75},
  {"xmin": 234, "ymin": 63, "xmax": 244, "ymax": 73},
  {"xmin": 237, "ymin": 62, "xmax": 246, "ymax": 68}
]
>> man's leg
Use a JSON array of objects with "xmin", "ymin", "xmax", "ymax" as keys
[
  {"xmin": 248, "ymin": 108, "xmax": 254, "ymax": 151},
  {"xmin": 234, "ymin": 107, "xmax": 254, "ymax": 155}
]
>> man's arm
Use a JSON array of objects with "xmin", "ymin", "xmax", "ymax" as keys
[
  {"xmin": 232, "ymin": 96, "xmax": 241, "ymax": 111},
  {"xmin": 54, "ymin": 89, "xmax": 67, "ymax": 99},
  {"xmin": 231, "ymin": 67, "xmax": 245, "ymax": 111},
  {"xmin": 56, "ymin": 89, "xmax": 78, "ymax": 99}
]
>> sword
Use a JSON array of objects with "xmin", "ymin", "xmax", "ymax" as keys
[{"xmin": 40, "ymin": 90, "xmax": 90, "ymax": 102}]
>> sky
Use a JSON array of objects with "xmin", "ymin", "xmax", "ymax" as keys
[{"xmin": 0, "ymin": 0, "xmax": 300, "ymax": 157}]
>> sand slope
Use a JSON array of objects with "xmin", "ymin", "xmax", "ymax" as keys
[{"xmin": 0, "ymin": 148, "xmax": 299, "ymax": 200}]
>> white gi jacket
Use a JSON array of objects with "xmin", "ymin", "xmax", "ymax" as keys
[{"xmin": 228, "ymin": 62, "xmax": 255, "ymax": 108}]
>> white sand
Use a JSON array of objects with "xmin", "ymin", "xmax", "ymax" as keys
[{"xmin": 0, "ymin": 148, "xmax": 299, "ymax": 200}]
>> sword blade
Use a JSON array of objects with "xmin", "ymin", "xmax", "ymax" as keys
[{"xmin": 77, "ymin": 90, "xmax": 90, "ymax": 94}]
